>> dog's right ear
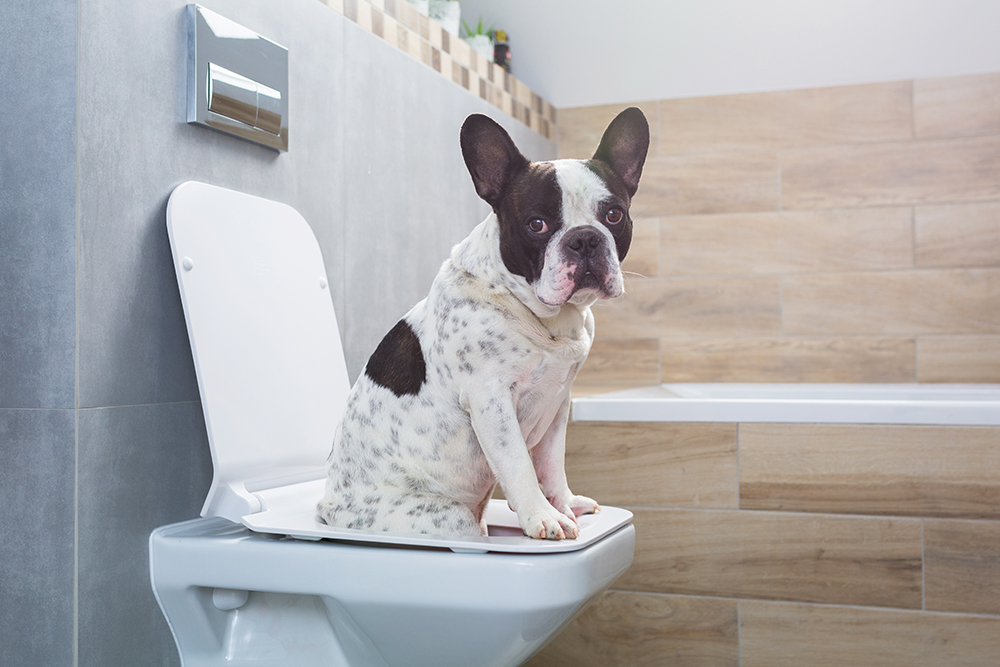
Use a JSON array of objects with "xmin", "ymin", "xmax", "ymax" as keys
[{"xmin": 460, "ymin": 114, "xmax": 530, "ymax": 208}]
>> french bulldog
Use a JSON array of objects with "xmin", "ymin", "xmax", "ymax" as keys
[{"xmin": 318, "ymin": 107, "xmax": 649, "ymax": 539}]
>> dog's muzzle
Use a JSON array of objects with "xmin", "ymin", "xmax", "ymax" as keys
[
  {"xmin": 531, "ymin": 226, "xmax": 621, "ymax": 308},
  {"xmin": 563, "ymin": 227, "xmax": 613, "ymax": 292}
]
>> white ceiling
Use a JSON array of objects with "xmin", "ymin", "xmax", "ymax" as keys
[{"xmin": 458, "ymin": 0, "xmax": 1000, "ymax": 108}]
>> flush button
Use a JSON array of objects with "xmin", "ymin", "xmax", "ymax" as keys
[
  {"xmin": 208, "ymin": 63, "xmax": 284, "ymax": 136},
  {"xmin": 208, "ymin": 63, "xmax": 259, "ymax": 129},
  {"xmin": 187, "ymin": 5, "xmax": 288, "ymax": 151},
  {"xmin": 255, "ymin": 81, "xmax": 283, "ymax": 135}
]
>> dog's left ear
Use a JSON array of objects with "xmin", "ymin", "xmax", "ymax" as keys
[
  {"xmin": 592, "ymin": 107, "xmax": 650, "ymax": 198},
  {"xmin": 460, "ymin": 114, "xmax": 530, "ymax": 208}
]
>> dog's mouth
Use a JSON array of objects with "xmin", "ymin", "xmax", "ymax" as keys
[
  {"xmin": 575, "ymin": 270, "xmax": 603, "ymax": 292},
  {"xmin": 534, "ymin": 228, "xmax": 625, "ymax": 307},
  {"xmin": 537, "ymin": 265, "xmax": 622, "ymax": 306}
]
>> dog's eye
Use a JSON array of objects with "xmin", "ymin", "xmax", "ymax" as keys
[
  {"xmin": 527, "ymin": 218, "xmax": 548, "ymax": 234},
  {"xmin": 606, "ymin": 207, "xmax": 624, "ymax": 225}
]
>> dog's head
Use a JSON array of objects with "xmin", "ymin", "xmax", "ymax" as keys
[{"xmin": 460, "ymin": 108, "xmax": 649, "ymax": 309}]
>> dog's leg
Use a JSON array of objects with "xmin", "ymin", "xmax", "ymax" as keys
[
  {"xmin": 531, "ymin": 396, "xmax": 601, "ymax": 520},
  {"xmin": 467, "ymin": 387, "xmax": 580, "ymax": 540}
]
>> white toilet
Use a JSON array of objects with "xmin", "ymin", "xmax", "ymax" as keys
[{"xmin": 149, "ymin": 182, "xmax": 635, "ymax": 667}]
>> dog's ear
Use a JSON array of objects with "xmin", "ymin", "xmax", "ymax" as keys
[
  {"xmin": 460, "ymin": 114, "xmax": 530, "ymax": 208},
  {"xmin": 592, "ymin": 107, "xmax": 650, "ymax": 198}
]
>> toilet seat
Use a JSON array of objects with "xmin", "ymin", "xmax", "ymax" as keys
[
  {"xmin": 166, "ymin": 181, "xmax": 632, "ymax": 554},
  {"xmin": 245, "ymin": 477, "xmax": 632, "ymax": 554}
]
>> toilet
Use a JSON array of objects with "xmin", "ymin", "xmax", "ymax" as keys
[{"xmin": 149, "ymin": 182, "xmax": 635, "ymax": 667}]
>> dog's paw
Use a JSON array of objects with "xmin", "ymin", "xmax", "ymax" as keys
[
  {"xmin": 548, "ymin": 493, "xmax": 601, "ymax": 519},
  {"xmin": 521, "ymin": 506, "xmax": 580, "ymax": 540},
  {"xmin": 567, "ymin": 494, "xmax": 601, "ymax": 517}
]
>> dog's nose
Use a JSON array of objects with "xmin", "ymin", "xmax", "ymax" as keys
[{"xmin": 565, "ymin": 228, "xmax": 603, "ymax": 259}]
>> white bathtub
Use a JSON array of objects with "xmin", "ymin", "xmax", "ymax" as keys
[{"xmin": 571, "ymin": 383, "xmax": 1000, "ymax": 426}]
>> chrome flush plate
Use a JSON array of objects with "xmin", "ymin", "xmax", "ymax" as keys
[{"xmin": 186, "ymin": 5, "xmax": 289, "ymax": 151}]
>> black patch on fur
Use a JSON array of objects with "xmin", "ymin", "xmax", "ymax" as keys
[
  {"xmin": 364, "ymin": 319, "xmax": 426, "ymax": 397},
  {"xmin": 495, "ymin": 162, "xmax": 563, "ymax": 283},
  {"xmin": 583, "ymin": 159, "xmax": 634, "ymax": 262}
]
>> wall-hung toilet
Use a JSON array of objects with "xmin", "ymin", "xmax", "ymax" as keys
[{"xmin": 149, "ymin": 182, "xmax": 636, "ymax": 667}]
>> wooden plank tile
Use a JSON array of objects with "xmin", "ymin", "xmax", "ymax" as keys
[
  {"xmin": 658, "ymin": 81, "xmax": 912, "ymax": 155},
  {"xmin": 565, "ymin": 422, "xmax": 738, "ymax": 508},
  {"xmin": 618, "ymin": 508, "xmax": 922, "ymax": 608},
  {"xmin": 632, "ymin": 152, "xmax": 779, "ymax": 216},
  {"xmin": 623, "ymin": 217, "xmax": 659, "ymax": 278},
  {"xmin": 914, "ymin": 72, "xmax": 1000, "ymax": 138},
  {"xmin": 593, "ymin": 276, "xmax": 783, "ymax": 339},
  {"xmin": 917, "ymin": 334, "xmax": 1000, "ymax": 382},
  {"xmin": 524, "ymin": 591, "xmax": 738, "ymax": 667},
  {"xmin": 925, "ymin": 519, "xmax": 1000, "ymax": 615},
  {"xmin": 575, "ymin": 338, "xmax": 660, "ymax": 387},
  {"xmin": 659, "ymin": 336, "xmax": 915, "ymax": 383},
  {"xmin": 781, "ymin": 135, "xmax": 1000, "ymax": 209},
  {"xmin": 740, "ymin": 601, "xmax": 1000, "ymax": 667},
  {"xmin": 557, "ymin": 101, "xmax": 659, "ymax": 159},
  {"xmin": 740, "ymin": 424, "xmax": 1000, "ymax": 519},
  {"xmin": 660, "ymin": 208, "xmax": 913, "ymax": 276},
  {"xmin": 782, "ymin": 269, "xmax": 1000, "ymax": 335},
  {"xmin": 915, "ymin": 201, "xmax": 1000, "ymax": 268}
]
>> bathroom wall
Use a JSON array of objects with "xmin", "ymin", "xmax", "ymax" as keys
[
  {"xmin": 525, "ymin": 72, "xmax": 1000, "ymax": 667},
  {"xmin": 529, "ymin": 420, "xmax": 1000, "ymax": 666},
  {"xmin": 559, "ymin": 73, "xmax": 1000, "ymax": 391},
  {"xmin": 0, "ymin": 2, "xmax": 78, "ymax": 666},
  {"xmin": 0, "ymin": 0, "xmax": 554, "ymax": 664}
]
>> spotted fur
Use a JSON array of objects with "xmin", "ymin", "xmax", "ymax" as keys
[{"xmin": 318, "ymin": 108, "xmax": 649, "ymax": 539}]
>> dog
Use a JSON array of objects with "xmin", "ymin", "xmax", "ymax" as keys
[{"xmin": 317, "ymin": 108, "xmax": 649, "ymax": 540}]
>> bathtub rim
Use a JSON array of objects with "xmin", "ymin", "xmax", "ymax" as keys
[{"xmin": 570, "ymin": 383, "xmax": 1000, "ymax": 426}]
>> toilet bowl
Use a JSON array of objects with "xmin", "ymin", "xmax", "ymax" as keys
[{"xmin": 149, "ymin": 182, "xmax": 635, "ymax": 667}]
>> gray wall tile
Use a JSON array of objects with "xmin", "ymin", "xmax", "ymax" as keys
[
  {"xmin": 0, "ymin": 0, "xmax": 77, "ymax": 409},
  {"xmin": 75, "ymin": 0, "xmax": 348, "ymax": 408},
  {"xmin": 77, "ymin": 402, "xmax": 212, "ymax": 667},
  {"xmin": 0, "ymin": 409, "xmax": 75, "ymax": 667}
]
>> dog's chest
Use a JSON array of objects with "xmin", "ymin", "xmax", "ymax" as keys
[{"xmin": 510, "ymin": 351, "xmax": 578, "ymax": 446}]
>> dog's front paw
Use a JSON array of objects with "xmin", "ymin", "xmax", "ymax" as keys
[
  {"xmin": 567, "ymin": 494, "xmax": 600, "ymax": 517},
  {"xmin": 521, "ymin": 507, "xmax": 580, "ymax": 540},
  {"xmin": 548, "ymin": 493, "xmax": 601, "ymax": 519}
]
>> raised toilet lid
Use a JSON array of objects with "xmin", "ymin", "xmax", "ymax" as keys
[{"xmin": 167, "ymin": 182, "xmax": 632, "ymax": 555}]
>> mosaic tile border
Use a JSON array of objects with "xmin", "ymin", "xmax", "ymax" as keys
[{"xmin": 318, "ymin": 0, "xmax": 557, "ymax": 140}]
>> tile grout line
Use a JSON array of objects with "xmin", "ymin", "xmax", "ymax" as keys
[
  {"xmin": 911, "ymin": 206, "xmax": 920, "ymax": 382},
  {"xmin": 921, "ymin": 518, "xmax": 927, "ymax": 611},
  {"xmin": 605, "ymin": 587, "xmax": 1000, "ymax": 618},
  {"xmin": 73, "ymin": 0, "xmax": 82, "ymax": 662},
  {"xmin": 737, "ymin": 598, "xmax": 743, "ymax": 667},
  {"xmin": 776, "ymin": 150, "xmax": 783, "ymax": 211},
  {"xmin": 735, "ymin": 423, "xmax": 742, "ymax": 510}
]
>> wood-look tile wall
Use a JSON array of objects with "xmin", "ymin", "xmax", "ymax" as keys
[
  {"xmin": 558, "ymin": 73, "xmax": 1000, "ymax": 389},
  {"xmin": 526, "ymin": 422, "xmax": 1000, "ymax": 667}
]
